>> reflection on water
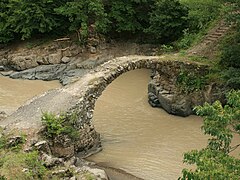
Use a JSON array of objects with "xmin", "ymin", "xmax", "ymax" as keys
[
  {"xmin": 0, "ymin": 76, "xmax": 61, "ymax": 114},
  {"xmin": 88, "ymin": 69, "xmax": 239, "ymax": 180}
]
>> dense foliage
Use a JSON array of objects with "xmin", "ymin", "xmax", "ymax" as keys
[
  {"xmin": 146, "ymin": 0, "xmax": 188, "ymax": 42},
  {"xmin": 180, "ymin": 90, "xmax": 240, "ymax": 179},
  {"xmin": 181, "ymin": 0, "xmax": 222, "ymax": 33},
  {"xmin": 0, "ymin": 0, "xmax": 189, "ymax": 44},
  {"xmin": 219, "ymin": 0, "xmax": 240, "ymax": 88}
]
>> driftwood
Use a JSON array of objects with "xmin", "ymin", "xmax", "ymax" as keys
[{"xmin": 54, "ymin": 37, "xmax": 71, "ymax": 42}]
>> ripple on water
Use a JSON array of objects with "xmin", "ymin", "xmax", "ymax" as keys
[{"xmin": 87, "ymin": 69, "xmax": 209, "ymax": 180}]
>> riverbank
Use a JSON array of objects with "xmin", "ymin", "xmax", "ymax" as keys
[{"xmin": 0, "ymin": 40, "xmax": 157, "ymax": 85}]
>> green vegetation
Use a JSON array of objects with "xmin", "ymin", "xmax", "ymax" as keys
[
  {"xmin": 41, "ymin": 112, "xmax": 79, "ymax": 140},
  {"xmin": 0, "ymin": 133, "xmax": 47, "ymax": 179},
  {"xmin": 176, "ymin": 70, "xmax": 206, "ymax": 93},
  {"xmin": 218, "ymin": 0, "xmax": 240, "ymax": 89},
  {"xmin": 176, "ymin": 0, "xmax": 224, "ymax": 49},
  {"xmin": 180, "ymin": 90, "xmax": 240, "ymax": 179},
  {"xmin": 0, "ymin": 0, "xmax": 189, "ymax": 44},
  {"xmin": 145, "ymin": 0, "xmax": 188, "ymax": 43}
]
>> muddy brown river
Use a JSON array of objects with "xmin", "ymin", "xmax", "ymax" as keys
[
  {"xmin": 1, "ymin": 70, "xmax": 239, "ymax": 180},
  {"xmin": 88, "ymin": 69, "xmax": 240, "ymax": 180},
  {"xmin": 0, "ymin": 75, "xmax": 60, "ymax": 114}
]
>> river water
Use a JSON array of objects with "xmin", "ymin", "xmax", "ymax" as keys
[
  {"xmin": 0, "ymin": 75, "xmax": 60, "ymax": 114},
  {"xmin": 1, "ymin": 70, "xmax": 239, "ymax": 180},
  {"xmin": 88, "ymin": 69, "xmax": 239, "ymax": 180}
]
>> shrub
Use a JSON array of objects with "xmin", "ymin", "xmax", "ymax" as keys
[
  {"xmin": 222, "ymin": 67, "xmax": 240, "ymax": 89},
  {"xmin": 180, "ymin": 90, "xmax": 240, "ymax": 179},
  {"xmin": 41, "ymin": 112, "xmax": 79, "ymax": 140},
  {"xmin": 0, "ymin": 0, "xmax": 14, "ymax": 43},
  {"xmin": 106, "ymin": 0, "xmax": 154, "ymax": 33},
  {"xmin": 221, "ymin": 43, "xmax": 240, "ymax": 68},
  {"xmin": 176, "ymin": 70, "xmax": 206, "ymax": 93},
  {"xmin": 7, "ymin": 0, "xmax": 66, "ymax": 40},
  {"xmin": 220, "ymin": 31, "xmax": 240, "ymax": 68},
  {"xmin": 176, "ymin": 30, "xmax": 197, "ymax": 49}
]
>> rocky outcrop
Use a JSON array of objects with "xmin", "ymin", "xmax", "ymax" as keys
[
  {"xmin": 0, "ymin": 41, "xmax": 157, "ymax": 85},
  {"xmin": 148, "ymin": 69, "xmax": 226, "ymax": 117},
  {"xmin": 0, "ymin": 41, "xmax": 82, "ymax": 71},
  {"xmin": 7, "ymin": 55, "xmax": 108, "ymax": 85}
]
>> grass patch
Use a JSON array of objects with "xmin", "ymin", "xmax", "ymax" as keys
[{"xmin": 0, "ymin": 133, "xmax": 47, "ymax": 179}]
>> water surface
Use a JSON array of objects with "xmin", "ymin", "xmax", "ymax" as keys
[
  {"xmin": 0, "ymin": 76, "xmax": 61, "ymax": 114},
  {"xmin": 89, "ymin": 69, "xmax": 239, "ymax": 180}
]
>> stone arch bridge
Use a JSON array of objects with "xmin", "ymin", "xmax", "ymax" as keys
[{"xmin": 1, "ymin": 55, "xmax": 209, "ymax": 157}]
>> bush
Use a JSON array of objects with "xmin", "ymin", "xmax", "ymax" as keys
[
  {"xmin": 0, "ymin": 0, "xmax": 14, "ymax": 43},
  {"xmin": 222, "ymin": 67, "xmax": 240, "ymax": 89},
  {"xmin": 221, "ymin": 43, "xmax": 240, "ymax": 68},
  {"xmin": 180, "ymin": 90, "xmax": 240, "ymax": 179},
  {"xmin": 176, "ymin": 70, "xmax": 206, "ymax": 93},
  {"xmin": 220, "ymin": 32, "xmax": 240, "ymax": 68},
  {"xmin": 41, "ymin": 112, "xmax": 79, "ymax": 140},
  {"xmin": 176, "ymin": 30, "xmax": 197, "ymax": 49},
  {"xmin": 0, "ymin": 0, "xmax": 190, "ymax": 44},
  {"xmin": 0, "ymin": 0, "xmax": 68, "ymax": 43}
]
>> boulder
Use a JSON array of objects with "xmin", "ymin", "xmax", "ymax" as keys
[
  {"xmin": 48, "ymin": 51, "xmax": 62, "ymax": 64},
  {"xmin": 76, "ymin": 166, "xmax": 109, "ymax": 180},
  {"xmin": 61, "ymin": 56, "xmax": 71, "ymax": 64},
  {"xmin": 0, "ymin": 66, "xmax": 4, "ymax": 71}
]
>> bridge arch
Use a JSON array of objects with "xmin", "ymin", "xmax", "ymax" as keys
[
  {"xmin": 67, "ymin": 55, "xmax": 207, "ymax": 127},
  {"xmin": 0, "ymin": 55, "xmax": 209, "ymax": 158}
]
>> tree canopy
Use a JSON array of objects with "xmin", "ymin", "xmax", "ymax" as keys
[
  {"xmin": 180, "ymin": 90, "xmax": 240, "ymax": 180},
  {"xmin": 0, "ymin": 0, "xmax": 189, "ymax": 44}
]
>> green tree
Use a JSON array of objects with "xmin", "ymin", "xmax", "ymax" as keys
[
  {"xmin": 145, "ymin": 0, "xmax": 189, "ymax": 42},
  {"xmin": 106, "ymin": 0, "xmax": 154, "ymax": 33},
  {"xmin": 180, "ymin": 90, "xmax": 240, "ymax": 179},
  {"xmin": 7, "ymin": 0, "xmax": 66, "ymax": 40},
  {"xmin": 0, "ymin": 0, "xmax": 67, "ymax": 43},
  {"xmin": 0, "ymin": 0, "xmax": 14, "ymax": 43},
  {"xmin": 55, "ymin": 0, "xmax": 108, "ymax": 41}
]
